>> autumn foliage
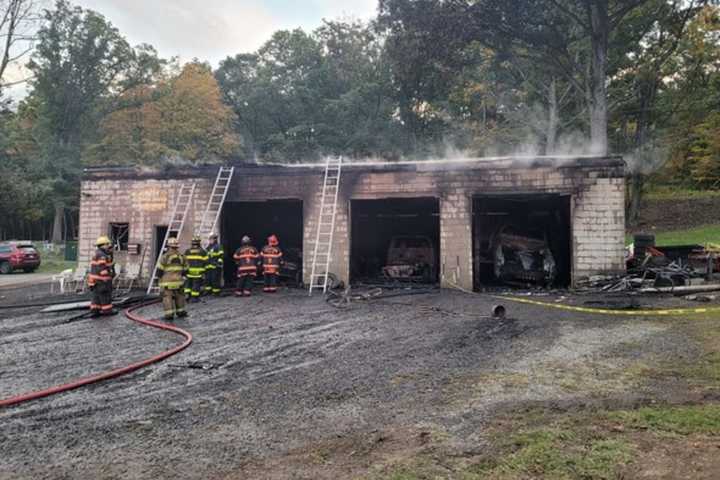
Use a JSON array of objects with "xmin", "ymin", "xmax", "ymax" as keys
[{"xmin": 87, "ymin": 63, "xmax": 241, "ymax": 165}]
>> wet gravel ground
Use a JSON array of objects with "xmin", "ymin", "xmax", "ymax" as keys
[{"xmin": 0, "ymin": 289, "xmax": 700, "ymax": 479}]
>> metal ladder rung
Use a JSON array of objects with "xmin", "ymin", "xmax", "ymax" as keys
[
  {"xmin": 196, "ymin": 166, "xmax": 235, "ymax": 240},
  {"xmin": 147, "ymin": 182, "xmax": 197, "ymax": 295},
  {"xmin": 309, "ymin": 156, "xmax": 343, "ymax": 295}
]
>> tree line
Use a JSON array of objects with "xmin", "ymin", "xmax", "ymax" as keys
[{"xmin": 0, "ymin": 0, "xmax": 719, "ymax": 241}]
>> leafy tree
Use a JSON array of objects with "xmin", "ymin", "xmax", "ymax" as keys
[
  {"xmin": 609, "ymin": 0, "xmax": 709, "ymax": 223},
  {"xmin": 217, "ymin": 21, "xmax": 404, "ymax": 161},
  {"xmin": 88, "ymin": 62, "xmax": 241, "ymax": 165},
  {"xmin": 27, "ymin": 0, "xmax": 134, "ymax": 242},
  {"xmin": 659, "ymin": 5, "xmax": 720, "ymax": 187}
]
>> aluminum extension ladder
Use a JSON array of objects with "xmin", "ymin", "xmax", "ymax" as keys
[
  {"xmin": 146, "ymin": 182, "xmax": 197, "ymax": 295},
  {"xmin": 308, "ymin": 157, "xmax": 343, "ymax": 295},
  {"xmin": 196, "ymin": 166, "xmax": 235, "ymax": 240}
]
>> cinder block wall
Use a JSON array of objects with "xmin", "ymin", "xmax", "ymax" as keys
[
  {"xmin": 79, "ymin": 159, "xmax": 625, "ymax": 290},
  {"xmin": 78, "ymin": 178, "xmax": 212, "ymax": 278},
  {"xmin": 306, "ymin": 163, "xmax": 625, "ymax": 290}
]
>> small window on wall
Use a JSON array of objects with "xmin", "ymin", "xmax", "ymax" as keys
[{"xmin": 109, "ymin": 222, "xmax": 130, "ymax": 251}]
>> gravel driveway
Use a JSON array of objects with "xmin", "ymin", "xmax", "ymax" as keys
[{"xmin": 0, "ymin": 289, "xmax": 698, "ymax": 479}]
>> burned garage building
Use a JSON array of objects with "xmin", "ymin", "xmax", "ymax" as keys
[{"xmin": 78, "ymin": 156, "xmax": 626, "ymax": 291}]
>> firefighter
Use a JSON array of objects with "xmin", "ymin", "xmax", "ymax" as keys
[
  {"xmin": 184, "ymin": 236, "xmax": 208, "ymax": 302},
  {"xmin": 205, "ymin": 233, "xmax": 224, "ymax": 296},
  {"xmin": 88, "ymin": 236, "xmax": 117, "ymax": 317},
  {"xmin": 157, "ymin": 237, "xmax": 188, "ymax": 320},
  {"xmin": 261, "ymin": 234, "xmax": 283, "ymax": 293},
  {"xmin": 233, "ymin": 235, "xmax": 259, "ymax": 296}
]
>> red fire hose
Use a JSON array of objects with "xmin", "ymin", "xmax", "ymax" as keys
[{"xmin": 0, "ymin": 300, "xmax": 193, "ymax": 408}]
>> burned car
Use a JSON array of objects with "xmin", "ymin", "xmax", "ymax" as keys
[
  {"xmin": 492, "ymin": 225, "xmax": 556, "ymax": 286},
  {"xmin": 279, "ymin": 247, "xmax": 303, "ymax": 286},
  {"xmin": 382, "ymin": 236, "xmax": 436, "ymax": 282}
]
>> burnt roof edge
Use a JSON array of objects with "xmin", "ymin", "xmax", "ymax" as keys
[{"xmin": 82, "ymin": 155, "xmax": 626, "ymax": 181}]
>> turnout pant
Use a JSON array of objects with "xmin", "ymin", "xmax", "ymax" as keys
[
  {"xmin": 263, "ymin": 273, "xmax": 278, "ymax": 293},
  {"xmin": 162, "ymin": 287, "xmax": 186, "ymax": 319},
  {"xmin": 236, "ymin": 274, "xmax": 255, "ymax": 295},
  {"xmin": 90, "ymin": 281, "xmax": 113, "ymax": 315},
  {"xmin": 185, "ymin": 276, "xmax": 204, "ymax": 299},
  {"xmin": 205, "ymin": 267, "xmax": 222, "ymax": 295}
]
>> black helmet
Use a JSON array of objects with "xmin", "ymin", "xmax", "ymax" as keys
[{"xmin": 241, "ymin": 235, "xmax": 251, "ymax": 245}]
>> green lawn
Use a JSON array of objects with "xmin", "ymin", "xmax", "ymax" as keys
[
  {"xmin": 643, "ymin": 186, "xmax": 720, "ymax": 201},
  {"xmin": 627, "ymin": 224, "xmax": 720, "ymax": 247},
  {"xmin": 36, "ymin": 248, "xmax": 76, "ymax": 274}
]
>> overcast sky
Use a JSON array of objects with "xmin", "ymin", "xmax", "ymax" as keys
[
  {"xmin": 4, "ymin": 0, "xmax": 378, "ymax": 100},
  {"xmin": 75, "ymin": 0, "xmax": 379, "ymax": 65}
]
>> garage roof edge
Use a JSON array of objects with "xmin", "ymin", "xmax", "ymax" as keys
[{"xmin": 82, "ymin": 155, "xmax": 625, "ymax": 181}]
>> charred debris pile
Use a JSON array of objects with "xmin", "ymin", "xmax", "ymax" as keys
[{"xmin": 581, "ymin": 234, "xmax": 720, "ymax": 297}]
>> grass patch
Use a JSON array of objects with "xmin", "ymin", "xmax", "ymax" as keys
[
  {"xmin": 470, "ymin": 429, "xmax": 634, "ymax": 480},
  {"xmin": 36, "ymin": 249, "xmax": 76, "ymax": 274},
  {"xmin": 370, "ymin": 425, "xmax": 635, "ymax": 480},
  {"xmin": 626, "ymin": 224, "xmax": 720, "ymax": 246},
  {"xmin": 644, "ymin": 186, "xmax": 720, "ymax": 201},
  {"xmin": 608, "ymin": 404, "xmax": 720, "ymax": 436},
  {"xmin": 653, "ymin": 225, "xmax": 720, "ymax": 246}
]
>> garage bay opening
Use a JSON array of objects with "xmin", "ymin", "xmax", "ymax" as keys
[
  {"xmin": 473, "ymin": 194, "xmax": 571, "ymax": 289},
  {"xmin": 221, "ymin": 200, "xmax": 303, "ymax": 286},
  {"xmin": 350, "ymin": 197, "xmax": 440, "ymax": 285}
]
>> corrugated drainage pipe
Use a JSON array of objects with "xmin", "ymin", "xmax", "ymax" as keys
[{"xmin": 0, "ymin": 300, "xmax": 193, "ymax": 408}]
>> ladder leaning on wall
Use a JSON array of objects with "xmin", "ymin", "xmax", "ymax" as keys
[
  {"xmin": 196, "ymin": 166, "xmax": 235, "ymax": 240},
  {"xmin": 308, "ymin": 156, "xmax": 343, "ymax": 296},
  {"xmin": 146, "ymin": 182, "xmax": 197, "ymax": 296}
]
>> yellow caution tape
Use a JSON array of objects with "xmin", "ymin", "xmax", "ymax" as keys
[
  {"xmin": 445, "ymin": 279, "xmax": 720, "ymax": 317},
  {"xmin": 494, "ymin": 295, "xmax": 720, "ymax": 317}
]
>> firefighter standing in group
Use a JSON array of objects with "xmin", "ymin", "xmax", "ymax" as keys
[
  {"xmin": 205, "ymin": 233, "xmax": 224, "ymax": 296},
  {"xmin": 233, "ymin": 235, "xmax": 259, "ymax": 296},
  {"xmin": 157, "ymin": 237, "xmax": 188, "ymax": 320},
  {"xmin": 88, "ymin": 236, "xmax": 117, "ymax": 316},
  {"xmin": 184, "ymin": 236, "xmax": 208, "ymax": 302},
  {"xmin": 261, "ymin": 234, "xmax": 283, "ymax": 293}
]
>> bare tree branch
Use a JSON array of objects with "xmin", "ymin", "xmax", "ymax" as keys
[{"xmin": 0, "ymin": 0, "xmax": 39, "ymax": 89}]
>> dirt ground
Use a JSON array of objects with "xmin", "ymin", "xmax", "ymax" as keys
[
  {"xmin": 630, "ymin": 195, "xmax": 720, "ymax": 234},
  {"xmin": 0, "ymin": 287, "xmax": 717, "ymax": 479},
  {"xmin": 0, "ymin": 273, "xmax": 55, "ymax": 290}
]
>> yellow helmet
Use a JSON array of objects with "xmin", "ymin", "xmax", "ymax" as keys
[
  {"xmin": 167, "ymin": 237, "xmax": 179, "ymax": 248},
  {"xmin": 96, "ymin": 235, "xmax": 112, "ymax": 247}
]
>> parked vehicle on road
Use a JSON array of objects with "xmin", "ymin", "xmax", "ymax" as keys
[{"xmin": 0, "ymin": 241, "xmax": 42, "ymax": 274}]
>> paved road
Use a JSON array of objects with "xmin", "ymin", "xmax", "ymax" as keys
[{"xmin": 0, "ymin": 272, "xmax": 55, "ymax": 289}]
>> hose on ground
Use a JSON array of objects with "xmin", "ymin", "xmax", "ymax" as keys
[
  {"xmin": 325, "ymin": 286, "xmax": 438, "ymax": 308},
  {"xmin": 0, "ymin": 300, "xmax": 192, "ymax": 408}
]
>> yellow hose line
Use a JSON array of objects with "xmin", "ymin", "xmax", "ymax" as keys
[
  {"xmin": 445, "ymin": 280, "xmax": 720, "ymax": 317},
  {"xmin": 494, "ymin": 295, "xmax": 720, "ymax": 317}
]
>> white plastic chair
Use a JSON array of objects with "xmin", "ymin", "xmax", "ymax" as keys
[
  {"xmin": 115, "ymin": 263, "xmax": 141, "ymax": 295},
  {"xmin": 67, "ymin": 268, "xmax": 88, "ymax": 294},
  {"xmin": 50, "ymin": 269, "xmax": 73, "ymax": 294}
]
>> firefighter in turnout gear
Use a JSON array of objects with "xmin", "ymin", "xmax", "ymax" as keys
[
  {"xmin": 184, "ymin": 236, "xmax": 208, "ymax": 302},
  {"xmin": 157, "ymin": 237, "xmax": 188, "ymax": 320},
  {"xmin": 205, "ymin": 233, "xmax": 223, "ymax": 296},
  {"xmin": 261, "ymin": 234, "xmax": 283, "ymax": 293},
  {"xmin": 233, "ymin": 235, "xmax": 259, "ymax": 296},
  {"xmin": 88, "ymin": 236, "xmax": 117, "ymax": 316}
]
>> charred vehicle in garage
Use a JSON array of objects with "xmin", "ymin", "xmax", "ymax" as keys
[
  {"xmin": 382, "ymin": 236, "xmax": 437, "ymax": 283},
  {"xmin": 491, "ymin": 225, "xmax": 557, "ymax": 286}
]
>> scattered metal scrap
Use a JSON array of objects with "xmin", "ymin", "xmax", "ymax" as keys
[
  {"xmin": 326, "ymin": 285, "xmax": 438, "ymax": 308},
  {"xmin": 580, "ymin": 236, "xmax": 720, "ymax": 295}
]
